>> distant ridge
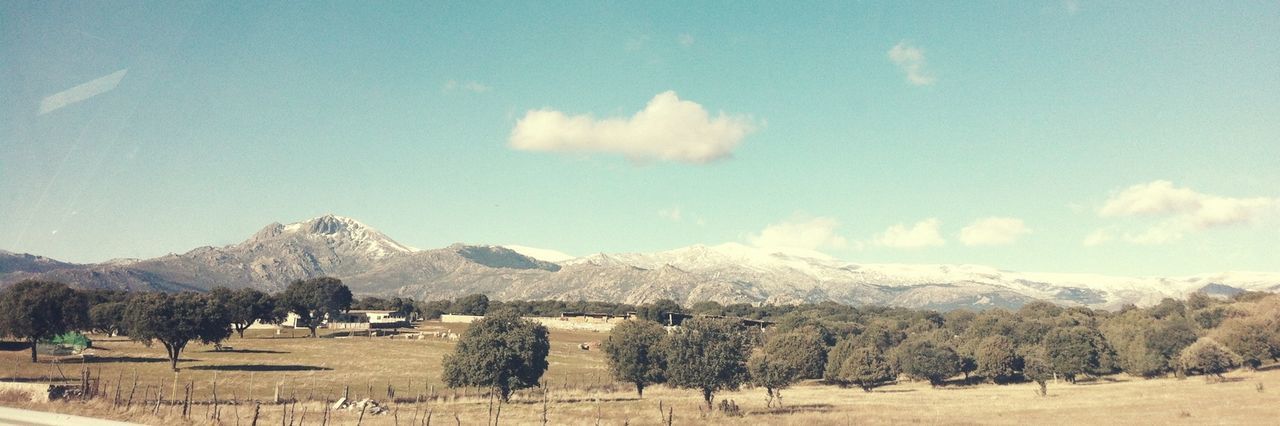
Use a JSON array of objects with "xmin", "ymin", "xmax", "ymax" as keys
[{"xmin": 3, "ymin": 215, "xmax": 1278, "ymax": 311}]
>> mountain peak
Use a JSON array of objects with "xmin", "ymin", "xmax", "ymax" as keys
[{"xmin": 246, "ymin": 215, "xmax": 416, "ymax": 257}]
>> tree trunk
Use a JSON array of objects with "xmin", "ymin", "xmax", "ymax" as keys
[
  {"xmin": 29, "ymin": 338, "xmax": 38, "ymax": 363},
  {"xmin": 702, "ymin": 388, "xmax": 713, "ymax": 410},
  {"xmin": 236, "ymin": 324, "xmax": 247, "ymax": 339},
  {"xmin": 308, "ymin": 325, "xmax": 318, "ymax": 338},
  {"xmin": 635, "ymin": 382, "xmax": 644, "ymax": 398}
]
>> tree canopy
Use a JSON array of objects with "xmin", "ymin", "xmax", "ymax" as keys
[
  {"xmin": 603, "ymin": 319, "xmax": 667, "ymax": 397},
  {"xmin": 279, "ymin": 277, "xmax": 352, "ymax": 337},
  {"xmin": 123, "ymin": 292, "xmax": 231, "ymax": 370},
  {"xmin": 0, "ymin": 280, "xmax": 89, "ymax": 362},
  {"xmin": 442, "ymin": 309, "xmax": 550, "ymax": 401},
  {"xmin": 212, "ymin": 287, "xmax": 279, "ymax": 338},
  {"xmin": 662, "ymin": 318, "xmax": 751, "ymax": 408}
]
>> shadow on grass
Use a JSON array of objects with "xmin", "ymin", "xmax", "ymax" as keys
[
  {"xmin": 77, "ymin": 356, "xmax": 196, "ymax": 364},
  {"xmin": 200, "ymin": 349, "xmax": 289, "ymax": 354},
  {"xmin": 501, "ymin": 396, "xmax": 640, "ymax": 405},
  {"xmin": 0, "ymin": 342, "xmax": 30, "ymax": 352},
  {"xmin": 749, "ymin": 403, "xmax": 835, "ymax": 415},
  {"xmin": 873, "ymin": 388, "xmax": 917, "ymax": 393},
  {"xmin": 1073, "ymin": 377, "xmax": 1126, "ymax": 386},
  {"xmin": 188, "ymin": 364, "xmax": 332, "ymax": 372}
]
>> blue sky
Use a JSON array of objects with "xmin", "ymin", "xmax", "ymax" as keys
[{"xmin": 2, "ymin": 1, "xmax": 1277, "ymax": 276}]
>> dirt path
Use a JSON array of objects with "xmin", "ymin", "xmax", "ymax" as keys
[{"xmin": 0, "ymin": 406, "xmax": 141, "ymax": 426}]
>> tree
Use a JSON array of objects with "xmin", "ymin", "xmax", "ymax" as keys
[
  {"xmin": 748, "ymin": 351, "xmax": 796, "ymax": 407},
  {"xmin": 123, "ymin": 292, "xmax": 231, "ymax": 370},
  {"xmin": 763, "ymin": 331, "xmax": 829, "ymax": 379},
  {"xmin": 1213, "ymin": 317, "xmax": 1277, "ymax": 369},
  {"xmin": 1179, "ymin": 337, "xmax": 1241, "ymax": 379},
  {"xmin": 0, "ymin": 280, "xmax": 89, "ymax": 362},
  {"xmin": 975, "ymin": 335, "xmax": 1019, "ymax": 383},
  {"xmin": 748, "ymin": 331, "xmax": 823, "ymax": 406},
  {"xmin": 662, "ymin": 318, "xmax": 751, "ymax": 408},
  {"xmin": 450, "ymin": 294, "xmax": 489, "ymax": 316},
  {"xmin": 211, "ymin": 287, "xmax": 278, "ymax": 338},
  {"xmin": 1042, "ymin": 326, "xmax": 1100, "ymax": 383},
  {"xmin": 641, "ymin": 299, "xmax": 684, "ymax": 325},
  {"xmin": 1022, "ymin": 347, "xmax": 1053, "ymax": 396},
  {"xmin": 89, "ymin": 301, "xmax": 127, "ymax": 337},
  {"xmin": 279, "ymin": 277, "xmax": 353, "ymax": 337},
  {"xmin": 442, "ymin": 310, "xmax": 549, "ymax": 401},
  {"xmin": 602, "ymin": 319, "xmax": 667, "ymax": 397},
  {"xmin": 832, "ymin": 346, "xmax": 895, "ymax": 391},
  {"xmin": 419, "ymin": 299, "xmax": 451, "ymax": 320},
  {"xmin": 893, "ymin": 338, "xmax": 960, "ymax": 387}
]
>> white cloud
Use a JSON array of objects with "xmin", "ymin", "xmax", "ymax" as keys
[
  {"xmin": 678, "ymin": 34, "xmax": 695, "ymax": 47},
  {"xmin": 1082, "ymin": 229, "xmax": 1113, "ymax": 247},
  {"xmin": 1064, "ymin": 0, "xmax": 1080, "ymax": 15},
  {"xmin": 40, "ymin": 69, "xmax": 128, "ymax": 115},
  {"xmin": 658, "ymin": 207, "xmax": 683, "ymax": 222},
  {"xmin": 509, "ymin": 91, "xmax": 756, "ymax": 164},
  {"xmin": 888, "ymin": 42, "xmax": 935, "ymax": 86},
  {"xmin": 874, "ymin": 218, "xmax": 945, "ymax": 248},
  {"xmin": 748, "ymin": 216, "xmax": 847, "ymax": 252},
  {"xmin": 959, "ymin": 217, "xmax": 1030, "ymax": 246},
  {"xmin": 1096, "ymin": 180, "xmax": 1279, "ymax": 244},
  {"xmin": 443, "ymin": 80, "xmax": 491, "ymax": 93}
]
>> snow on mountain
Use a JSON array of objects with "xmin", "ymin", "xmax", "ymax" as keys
[
  {"xmin": 253, "ymin": 214, "xmax": 416, "ymax": 258},
  {"xmin": 3, "ymin": 215, "xmax": 1278, "ymax": 311},
  {"xmin": 501, "ymin": 245, "xmax": 577, "ymax": 262}
]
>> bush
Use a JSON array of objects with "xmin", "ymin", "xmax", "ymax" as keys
[{"xmin": 1179, "ymin": 338, "xmax": 1241, "ymax": 379}]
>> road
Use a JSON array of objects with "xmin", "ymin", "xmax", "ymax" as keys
[{"xmin": 0, "ymin": 406, "xmax": 142, "ymax": 426}]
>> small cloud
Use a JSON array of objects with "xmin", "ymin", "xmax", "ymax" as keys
[
  {"xmin": 626, "ymin": 35, "xmax": 650, "ymax": 51},
  {"xmin": 40, "ymin": 69, "xmax": 128, "ymax": 115},
  {"xmin": 658, "ymin": 207, "xmax": 683, "ymax": 222},
  {"xmin": 509, "ymin": 91, "xmax": 757, "ymax": 164},
  {"xmin": 1063, "ymin": 0, "xmax": 1080, "ymax": 15},
  {"xmin": 888, "ymin": 42, "xmax": 935, "ymax": 86},
  {"xmin": 678, "ymin": 34, "xmax": 695, "ymax": 47},
  {"xmin": 443, "ymin": 80, "xmax": 491, "ymax": 93},
  {"xmin": 748, "ymin": 216, "xmax": 847, "ymax": 252},
  {"xmin": 874, "ymin": 218, "xmax": 945, "ymax": 248},
  {"xmin": 959, "ymin": 217, "xmax": 1030, "ymax": 246},
  {"xmin": 1082, "ymin": 229, "xmax": 1112, "ymax": 247}
]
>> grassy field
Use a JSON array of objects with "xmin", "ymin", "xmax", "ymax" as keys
[{"xmin": 3, "ymin": 322, "xmax": 1280, "ymax": 425}]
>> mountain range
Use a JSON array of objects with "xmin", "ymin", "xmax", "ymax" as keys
[{"xmin": 3, "ymin": 214, "xmax": 1278, "ymax": 311}]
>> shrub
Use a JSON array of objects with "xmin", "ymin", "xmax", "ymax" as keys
[{"xmin": 1179, "ymin": 337, "xmax": 1241, "ymax": 379}]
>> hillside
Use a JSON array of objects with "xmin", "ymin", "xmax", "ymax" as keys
[{"xmin": 3, "ymin": 215, "xmax": 1278, "ymax": 310}]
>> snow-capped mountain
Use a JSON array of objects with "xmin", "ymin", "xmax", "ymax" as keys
[{"xmin": 3, "ymin": 216, "xmax": 1278, "ymax": 310}]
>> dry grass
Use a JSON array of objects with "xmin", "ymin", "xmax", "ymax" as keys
[{"xmin": 3, "ymin": 322, "xmax": 1280, "ymax": 424}]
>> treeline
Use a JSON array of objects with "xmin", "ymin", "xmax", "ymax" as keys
[
  {"xmin": 597, "ymin": 291, "xmax": 1280, "ymax": 408},
  {"xmin": 0, "ymin": 278, "xmax": 357, "ymax": 369}
]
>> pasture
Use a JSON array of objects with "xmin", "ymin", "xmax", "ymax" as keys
[{"xmin": 2, "ymin": 321, "xmax": 1279, "ymax": 425}]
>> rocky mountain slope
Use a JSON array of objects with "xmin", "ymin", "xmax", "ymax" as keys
[{"xmin": 3, "ymin": 215, "xmax": 1278, "ymax": 310}]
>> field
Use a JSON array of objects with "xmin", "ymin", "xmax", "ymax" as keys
[{"xmin": 2, "ymin": 322, "xmax": 1280, "ymax": 425}]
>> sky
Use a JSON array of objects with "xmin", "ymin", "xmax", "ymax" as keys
[{"xmin": 1, "ymin": 1, "xmax": 1278, "ymax": 276}]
